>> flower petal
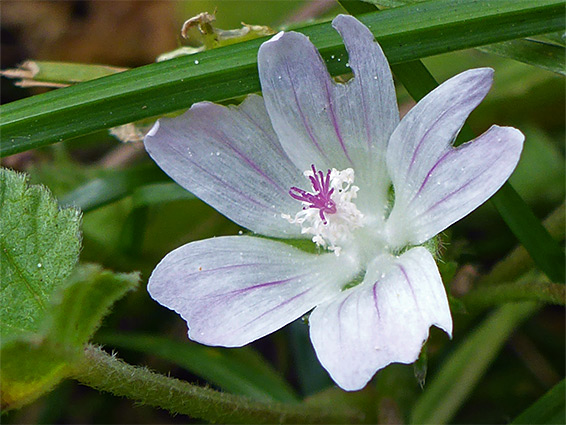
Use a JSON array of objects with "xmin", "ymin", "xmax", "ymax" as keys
[
  {"xmin": 331, "ymin": 15, "xmax": 399, "ymax": 162},
  {"xmin": 387, "ymin": 68, "xmax": 494, "ymax": 185},
  {"xmin": 144, "ymin": 95, "xmax": 304, "ymax": 238},
  {"xmin": 386, "ymin": 125, "xmax": 524, "ymax": 247},
  {"xmin": 258, "ymin": 15, "xmax": 398, "ymax": 212},
  {"xmin": 385, "ymin": 68, "xmax": 524, "ymax": 246},
  {"xmin": 148, "ymin": 236, "xmax": 359, "ymax": 347},
  {"xmin": 309, "ymin": 247, "xmax": 452, "ymax": 391}
]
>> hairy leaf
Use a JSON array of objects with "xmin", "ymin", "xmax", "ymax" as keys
[
  {"xmin": 0, "ymin": 168, "xmax": 81, "ymax": 342},
  {"xmin": 1, "ymin": 264, "xmax": 139, "ymax": 410}
]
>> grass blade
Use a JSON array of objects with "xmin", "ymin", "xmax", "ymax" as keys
[
  {"xmin": 410, "ymin": 302, "xmax": 539, "ymax": 424},
  {"xmin": 491, "ymin": 184, "xmax": 565, "ymax": 283},
  {"xmin": 1, "ymin": 0, "xmax": 563, "ymax": 156},
  {"xmin": 511, "ymin": 379, "xmax": 565, "ymax": 424},
  {"xmin": 479, "ymin": 39, "xmax": 565, "ymax": 75}
]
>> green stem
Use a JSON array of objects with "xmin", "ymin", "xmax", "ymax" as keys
[
  {"xmin": 463, "ymin": 280, "xmax": 565, "ymax": 311},
  {"xmin": 71, "ymin": 345, "xmax": 365, "ymax": 424}
]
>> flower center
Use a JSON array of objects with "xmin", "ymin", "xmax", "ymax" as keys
[
  {"xmin": 289, "ymin": 165, "xmax": 336, "ymax": 225},
  {"xmin": 282, "ymin": 164, "xmax": 364, "ymax": 254}
]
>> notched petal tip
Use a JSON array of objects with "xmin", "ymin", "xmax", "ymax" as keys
[
  {"xmin": 331, "ymin": 13, "xmax": 372, "ymax": 37},
  {"xmin": 492, "ymin": 124, "xmax": 525, "ymax": 145},
  {"xmin": 332, "ymin": 13, "xmax": 363, "ymax": 28}
]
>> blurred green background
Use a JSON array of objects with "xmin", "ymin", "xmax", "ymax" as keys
[{"xmin": 2, "ymin": 1, "xmax": 563, "ymax": 423}]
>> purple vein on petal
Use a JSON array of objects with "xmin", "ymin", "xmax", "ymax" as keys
[
  {"xmin": 409, "ymin": 149, "xmax": 453, "ymax": 203},
  {"xmin": 228, "ymin": 275, "xmax": 301, "ymax": 296},
  {"xmin": 238, "ymin": 105, "xmax": 289, "ymax": 159},
  {"xmin": 205, "ymin": 126, "xmax": 287, "ymax": 192},
  {"xmin": 323, "ymin": 79, "xmax": 353, "ymax": 165},
  {"xmin": 413, "ymin": 149, "xmax": 505, "ymax": 220},
  {"xmin": 242, "ymin": 287, "xmax": 313, "ymax": 328},
  {"xmin": 372, "ymin": 281, "xmax": 381, "ymax": 319},
  {"xmin": 283, "ymin": 62, "xmax": 329, "ymax": 162},
  {"xmin": 337, "ymin": 290, "xmax": 353, "ymax": 346},
  {"xmin": 183, "ymin": 262, "xmax": 267, "ymax": 279},
  {"xmin": 405, "ymin": 96, "xmax": 479, "ymax": 177},
  {"xmin": 398, "ymin": 264, "xmax": 419, "ymax": 309},
  {"xmin": 166, "ymin": 138, "xmax": 270, "ymax": 209}
]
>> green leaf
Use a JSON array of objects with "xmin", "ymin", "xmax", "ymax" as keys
[
  {"xmin": 482, "ymin": 203, "xmax": 565, "ymax": 286},
  {"xmin": 478, "ymin": 39, "xmax": 566, "ymax": 75},
  {"xmin": 0, "ymin": 171, "xmax": 139, "ymax": 409},
  {"xmin": 509, "ymin": 126, "xmax": 565, "ymax": 205},
  {"xmin": 0, "ymin": 168, "xmax": 81, "ymax": 342},
  {"xmin": 96, "ymin": 332, "xmax": 298, "ymax": 403},
  {"xmin": 1, "ymin": 337, "xmax": 70, "ymax": 411},
  {"xmin": 512, "ymin": 379, "xmax": 565, "ymax": 424},
  {"xmin": 338, "ymin": 0, "xmax": 376, "ymax": 14},
  {"xmin": 1, "ymin": 264, "xmax": 139, "ymax": 410},
  {"xmin": 305, "ymin": 386, "xmax": 379, "ymax": 424},
  {"xmin": 48, "ymin": 265, "xmax": 139, "ymax": 347},
  {"xmin": 410, "ymin": 302, "xmax": 539, "ymax": 424},
  {"xmin": 1, "ymin": 0, "xmax": 562, "ymax": 156},
  {"xmin": 413, "ymin": 348, "xmax": 428, "ymax": 389}
]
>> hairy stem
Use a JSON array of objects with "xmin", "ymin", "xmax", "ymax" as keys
[
  {"xmin": 71, "ymin": 345, "xmax": 365, "ymax": 424},
  {"xmin": 463, "ymin": 280, "xmax": 565, "ymax": 312}
]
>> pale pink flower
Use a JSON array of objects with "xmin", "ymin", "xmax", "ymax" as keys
[{"xmin": 144, "ymin": 15, "xmax": 523, "ymax": 391}]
